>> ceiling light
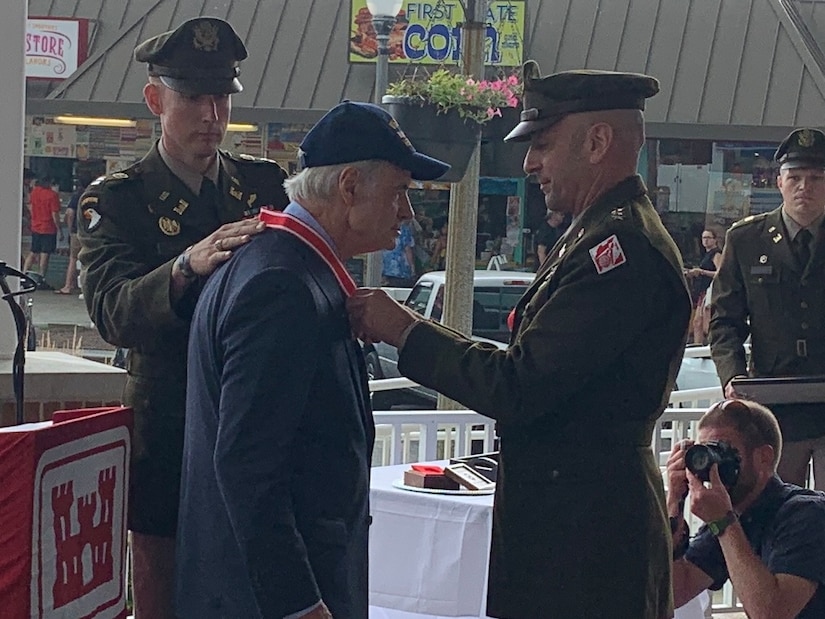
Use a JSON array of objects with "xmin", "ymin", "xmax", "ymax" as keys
[
  {"xmin": 53, "ymin": 115, "xmax": 137, "ymax": 128},
  {"xmin": 226, "ymin": 123, "xmax": 259, "ymax": 132}
]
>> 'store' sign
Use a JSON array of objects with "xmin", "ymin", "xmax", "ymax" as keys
[{"xmin": 26, "ymin": 18, "xmax": 89, "ymax": 79}]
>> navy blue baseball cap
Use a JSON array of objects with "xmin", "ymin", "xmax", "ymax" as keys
[{"xmin": 298, "ymin": 101, "xmax": 450, "ymax": 181}]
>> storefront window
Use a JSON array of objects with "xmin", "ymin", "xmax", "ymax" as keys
[{"xmin": 647, "ymin": 138, "xmax": 782, "ymax": 266}]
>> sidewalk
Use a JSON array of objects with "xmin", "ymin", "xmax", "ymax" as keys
[
  {"xmin": 23, "ymin": 289, "xmax": 93, "ymax": 328},
  {"xmin": 16, "ymin": 289, "xmax": 113, "ymax": 352}
]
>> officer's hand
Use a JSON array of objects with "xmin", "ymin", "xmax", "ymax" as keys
[
  {"xmin": 347, "ymin": 288, "xmax": 420, "ymax": 347},
  {"xmin": 724, "ymin": 377, "xmax": 745, "ymax": 399},
  {"xmin": 666, "ymin": 439, "xmax": 692, "ymax": 515},
  {"xmin": 188, "ymin": 219, "xmax": 266, "ymax": 277},
  {"xmin": 686, "ymin": 464, "xmax": 733, "ymax": 524}
]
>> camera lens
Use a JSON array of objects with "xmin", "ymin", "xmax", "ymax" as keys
[{"xmin": 685, "ymin": 444, "xmax": 714, "ymax": 482}]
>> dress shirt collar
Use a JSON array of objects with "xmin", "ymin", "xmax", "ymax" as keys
[
  {"xmin": 781, "ymin": 207, "xmax": 824, "ymax": 241},
  {"xmin": 158, "ymin": 139, "xmax": 220, "ymax": 196},
  {"xmin": 284, "ymin": 201, "xmax": 340, "ymax": 257}
]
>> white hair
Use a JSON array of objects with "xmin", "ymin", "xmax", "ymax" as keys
[{"xmin": 283, "ymin": 159, "xmax": 389, "ymax": 203}]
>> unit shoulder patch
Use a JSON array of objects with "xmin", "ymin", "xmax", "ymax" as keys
[{"xmin": 589, "ymin": 234, "xmax": 627, "ymax": 275}]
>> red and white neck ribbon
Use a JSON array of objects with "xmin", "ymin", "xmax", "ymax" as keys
[{"xmin": 258, "ymin": 208, "xmax": 357, "ymax": 297}]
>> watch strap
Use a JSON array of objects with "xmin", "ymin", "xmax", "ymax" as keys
[
  {"xmin": 175, "ymin": 247, "xmax": 198, "ymax": 280},
  {"xmin": 708, "ymin": 510, "xmax": 738, "ymax": 537}
]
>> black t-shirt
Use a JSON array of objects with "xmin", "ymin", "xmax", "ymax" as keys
[{"xmin": 685, "ymin": 476, "xmax": 825, "ymax": 618}]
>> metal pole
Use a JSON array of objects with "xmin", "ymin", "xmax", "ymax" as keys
[
  {"xmin": 438, "ymin": 0, "xmax": 488, "ymax": 410},
  {"xmin": 364, "ymin": 14, "xmax": 396, "ymax": 288},
  {"xmin": 0, "ymin": 0, "xmax": 26, "ymax": 360}
]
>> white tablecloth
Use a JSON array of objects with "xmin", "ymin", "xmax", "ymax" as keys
[{"xmin": 368, "ymin": 462, "xmax": 709, "ymax": 619}]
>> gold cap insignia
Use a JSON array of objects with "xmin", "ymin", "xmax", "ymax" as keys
[
  {"xmin": 159, "ymin": 216, "xmax": 181, "ymax": 236},
  {"xmin": 798, "ymin": 129, "xmax": 814, "ymax": 148},
  {"xmin": 773, "ymin": 233, "xmax": 783, "ymax": 243},
  {"xmin": 193, "ymin": 21, "xmax": 220, "ymax": 52},
  {"xmin": 388, "ymin": 118, "xmax": 414, "ymax": 149}
]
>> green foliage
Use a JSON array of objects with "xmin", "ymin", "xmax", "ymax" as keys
[{"xmin": 386, "ymin": 69, "xmax": 522, "ymax": 125}]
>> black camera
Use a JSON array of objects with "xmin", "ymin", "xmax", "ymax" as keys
[{"xmin": 684, "ymin": 440, "xmax": 741, "ymax": 489}]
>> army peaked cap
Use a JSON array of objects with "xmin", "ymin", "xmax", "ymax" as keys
[
  {"xmin": 504, "ymin": 60, "xmax": 660, "ymax": 142},
  {"xmin": 134, "ymin": 17, "xmax": 247, "ymax": 95},
  {"xmin": 774, "ymin": 128, "xmax": 825, "ymax": 170},
  {"xmin": 299, "ymin": 101, "xmax": 450, "ymax": 181}
]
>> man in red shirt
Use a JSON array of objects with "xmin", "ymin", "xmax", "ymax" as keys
[{"xmin": 23, "ymin": 175, "xmax": 63, "ymax": 287}]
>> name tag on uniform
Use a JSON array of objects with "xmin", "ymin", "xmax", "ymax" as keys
[{"xmin": 750, "ymin": 266, "xmax": 773, "ymax": 275}]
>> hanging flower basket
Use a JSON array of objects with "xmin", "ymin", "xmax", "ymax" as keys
[
  {"xmin": 383, "ymin": 95, "xmax": 480, "ymax": 182},
  {"xmin": 382, "ymin": 69, "xmax": 522, "ymax": 183}
]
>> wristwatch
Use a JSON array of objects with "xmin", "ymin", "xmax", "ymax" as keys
[
  {"xmin": 174, "ymin": 247, "xmax": 198, "ymax": 280},
  {"xmin": 708, "ymin": 510, "xmax": 738, "ymax": 537}
]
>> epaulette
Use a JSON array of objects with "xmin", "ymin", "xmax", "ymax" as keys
[
  {"xmin": 729, "ymin": 212, "xmax": 768, "ymax": 230},
  {"xmin": 86, "ymin": 165, "xmax": 141, "ymax": 190},
  {"xmin": 223, "ymin": 151, "xmax": 280, "ymax": 165}
]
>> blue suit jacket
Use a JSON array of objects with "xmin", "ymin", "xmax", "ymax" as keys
[{"xmin": 176, "ymin": 228, "xmax": 374, "ymax": 618}]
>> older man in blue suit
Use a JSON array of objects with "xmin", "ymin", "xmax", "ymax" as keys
[{"xmin": 175, "ymin": 102, "xmax": 449, "ymax": 619}]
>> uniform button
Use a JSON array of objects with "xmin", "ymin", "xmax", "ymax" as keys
[
  {"xmin": 802, "ymin": 322, "xmax": 809, "ymax": 330},
  {"xmin": 551, "ymin": 469, "xmax": 560, "ymax": 479},
  {"xmin": 801, "ymin": 301, "xmax": 809, "ymax": 309}
]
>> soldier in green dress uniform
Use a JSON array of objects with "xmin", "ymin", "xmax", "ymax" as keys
[
  {"xmin": 76, "ymin": 17, "xmax": 289, "ymax": 619},
  {"xmin": 710, "ymin": 127, "xmax": 825, "ymax": 490},
  {"xmin": 348, "ymin": 61, "xmax": 691, "ymax": 618}
]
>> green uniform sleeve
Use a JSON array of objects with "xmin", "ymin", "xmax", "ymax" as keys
[
  {"xmin": 77, "ymin": 185, "xmax": 190, "ymax": 349},
  {"xmin": 708, "ymin": 230, "xmax": 750, "ymax": 387},
  {"xmin": 399, "ymin": 227, "xmax": 684, "ymax": 426}
]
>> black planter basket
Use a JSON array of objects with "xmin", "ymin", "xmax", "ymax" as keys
[
  {"xmin": 481, "ymin": 107, "xmax": 528, "ymax": 179},
  {"xmin": 383, "ymin": 95, "xmax": 481, "ymax": 183}
]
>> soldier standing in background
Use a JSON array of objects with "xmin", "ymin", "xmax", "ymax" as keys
[
  {"xmin": 77, "ymin": 17, "xmax": 289, "ymax": 618},
  {"xmin": 710, "ymin": 128, "xmax": 825, "ymax": 490}
]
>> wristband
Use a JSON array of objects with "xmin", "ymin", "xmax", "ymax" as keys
[
  {"xmin": 174, "ymin": 247, "xmax": 198, "ymax": 280},
  {"xmin": 708, "ymin": 510, "xmax": 738, "ymax": 537}
]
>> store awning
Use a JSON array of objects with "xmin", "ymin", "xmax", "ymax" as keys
[{"xmin": 27, "ymin": 0, "xmax": 825, "ymax": 140}]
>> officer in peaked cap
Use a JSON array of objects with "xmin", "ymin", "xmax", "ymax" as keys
[
  {"xmin": 504, "ymin": 60, "xmax": 660, "ymax": 142},
  {"xmin": 348, "ymin": 58, "xmax": 690, "ymax": 619},
  {"xmin": 774, "ymin": 127, "xmax": 825, "ymax": 169},
  {"xmin": 134, "ymin": 16, "xmax": 248, "ymax": 95},
  {"xmin": 78, "ymin": 15, "xmax": 288, "ymax": 619},
  {"xmin": 711, "ymin": 126, "xmax": 825, "ymax": 495}
]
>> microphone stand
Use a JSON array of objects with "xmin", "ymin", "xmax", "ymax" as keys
[{"xmin": 0, "ymin": 262, "xmax": 38, "ymax": 425}]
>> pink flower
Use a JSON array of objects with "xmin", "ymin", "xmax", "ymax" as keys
[
  {"xmin": 507, "ymin": 75, "xmax": 519, "ymax": 86},
  {"xmin": 487, "ymin": 107, "xmax": 502, "ymax": 118},
  {"xmin": 506, "ymin": 96, "xmax": 519, "ymax": 107},
  {"xmin": 466, "ymin": 78, "xmax": 476, "ymax": 86}
]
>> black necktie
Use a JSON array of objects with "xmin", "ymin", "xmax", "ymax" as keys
[
  {"xmin": 795, "ymin": 229, "xmax": 812, "ymax": 269},
  {"xmin": 200, "ymin": 177, "xmax": 219, "ymax": 208}
]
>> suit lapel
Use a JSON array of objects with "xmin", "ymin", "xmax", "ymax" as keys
[{"xmin": 298, "ymin": 242, "xmax": 374, "ymax": 440}]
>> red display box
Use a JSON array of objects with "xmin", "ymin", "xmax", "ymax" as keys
[{"xmin": 0, "ymin": 406, "xmax": 132, "ymax": 618}]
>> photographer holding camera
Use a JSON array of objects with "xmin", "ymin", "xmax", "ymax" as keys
[{"xmin": 667, "ymin": 399, "xmax": 825, "ymax": 618}]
